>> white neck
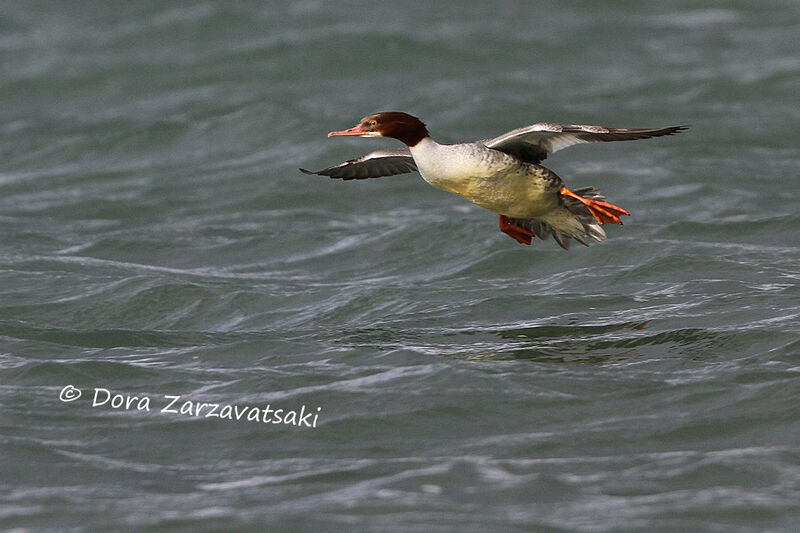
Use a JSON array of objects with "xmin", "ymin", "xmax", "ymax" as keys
[{"xmin": 408, "ymin": 136, "xmax": 477, "ymax": 191}]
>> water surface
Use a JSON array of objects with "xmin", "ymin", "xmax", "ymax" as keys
[{"xmin": 2, "ymin": 1, "xmax": 800, "ymax": 531}]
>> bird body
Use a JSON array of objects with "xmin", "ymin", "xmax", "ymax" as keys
[
  {"xmin": 301, "ymin": 112, "xmax": 686, "ymax": 249},
  {"xmin": 410, "ymin": 137, "xmax": 560, "ymax": 219}
]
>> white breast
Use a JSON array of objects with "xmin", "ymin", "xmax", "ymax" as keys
[{"xmin": 409, "ymin": 137, "xmax": 557, "ymax": 218}]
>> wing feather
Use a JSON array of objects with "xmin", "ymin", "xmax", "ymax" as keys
[
  {"xmin": 300, "ymin": 148, "xmax": 416, "ymax": 180},
  {"xmin": 485, "ymin": 123, "xmax": 687, "ymax": 164}
]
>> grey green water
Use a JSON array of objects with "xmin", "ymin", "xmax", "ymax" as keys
[{"xmin": 2, "ymin": 2, "xmax": 800, "ymax": 532}]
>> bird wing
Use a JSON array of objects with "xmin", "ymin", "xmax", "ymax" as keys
[
  {"xmin": 300, "ymin": 148, "xmax": 416, "ymax": 180},
  {"xmin": 484, "ymin": 123, "xmax": 687, "ymax": 164}
]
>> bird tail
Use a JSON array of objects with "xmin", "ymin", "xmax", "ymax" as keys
[{"xmin": 511, "ymin": 187, "xmax": 628, "ymax": 250}]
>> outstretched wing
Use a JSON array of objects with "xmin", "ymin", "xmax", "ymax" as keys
[
  {"xmin": 300, "ymin": 148, "xmax": 416, "ymax": 180},
  {"xmin": 485, "ymin": 123, "xmax": 687, "ymax": 164}
]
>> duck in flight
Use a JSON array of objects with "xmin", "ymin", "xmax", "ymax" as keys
[{"xmin": 301, "ymin": 112, "xmax": 686, "ymax": 249}]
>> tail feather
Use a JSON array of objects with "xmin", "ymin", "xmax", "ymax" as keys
[{"xmin": 509, "ymin": 186, "xmax": 627, "ymax": 250}]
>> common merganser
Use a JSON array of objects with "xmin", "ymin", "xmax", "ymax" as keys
[{"xmin": 301, "ymin": 112, "xmax": 686, "ymax": 249}]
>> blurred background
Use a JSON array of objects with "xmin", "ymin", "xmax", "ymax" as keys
[{"xmin": 2, "ymin": 1, "xmax": 799, "ymax": 531}]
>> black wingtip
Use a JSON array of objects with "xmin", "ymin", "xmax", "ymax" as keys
[
  {"xmin": 646, "ymin": 125, "xmax": 689, "ymax": 139},
  {"xmin": 299, "ymin": 168, "xmax": 317, "ymax": 175}
]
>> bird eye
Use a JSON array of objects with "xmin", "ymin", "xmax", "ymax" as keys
[{"xmin": 370, "ymin": 120, "xmax": 377, "ymax": 126}]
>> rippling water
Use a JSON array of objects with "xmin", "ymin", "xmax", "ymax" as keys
[{"xmin": 2, "ymin": 1, "xmax": 800, "ymax": 531}]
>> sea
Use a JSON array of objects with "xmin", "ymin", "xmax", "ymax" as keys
[{"xmin": 2, "ymin": 1, "xmax": 799, "ymax": 531}]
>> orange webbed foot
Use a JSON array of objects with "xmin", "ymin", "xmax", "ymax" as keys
[
  {"xmin": 499, "ymin": 215, "xmax": 533, "ymax": 245},
  {"xmin": 559, "ymin": 186, "xmax": 630, "ymax": 225}
]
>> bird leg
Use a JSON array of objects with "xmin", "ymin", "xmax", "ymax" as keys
[
  {"xmin": 499, "ymin": 215, "xmax": 534, "ymax": 245},
  {"xmin": 559, "ymin": 186, "xmax": 630, "ymax": 225}
]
